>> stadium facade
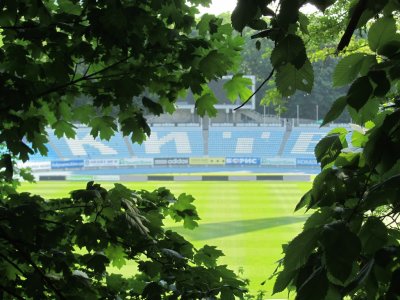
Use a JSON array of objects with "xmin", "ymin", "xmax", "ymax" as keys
[{"xmin": 23, "ymin": 76, "xmax": 350, "ymax": 175}]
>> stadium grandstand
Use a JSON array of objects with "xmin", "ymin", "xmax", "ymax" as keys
[
  {"xmin": 23, "ymin": 76, "xmax": 350, "ymax": 175},
  {"xmin": 25, "ymin": 118, "xmax": 350, "ymax": 174}
]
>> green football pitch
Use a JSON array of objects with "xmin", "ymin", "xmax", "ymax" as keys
[{"xmin": 19, "ymin": 180, "xmax": 311, "ymax": 299}]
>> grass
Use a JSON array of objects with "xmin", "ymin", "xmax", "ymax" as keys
[{"xmin": 19, "ymin": 180, "xmax": 311, "ymax": 299}]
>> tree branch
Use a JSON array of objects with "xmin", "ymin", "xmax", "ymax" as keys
[
  {"xmin": 336, "ymin": 0, "xmax": 368, "ymax": 53},
  {"xmin": 234, "ymin": 68, "xmax": 275, "ymax": 111},
  {"xmin": 35, "ymin": 54, "xmax": 136, "ymax": 99},
  {"xmin": 0, "ymin": 229, "xmax": 66, "ymax": 299},
  {"xmin": 0, "ymin": 252, "xmax": 27, "ymax": 277},
  {"xmin": 0, "ymin": 283, "xmax": 25, "ymax": 300}
]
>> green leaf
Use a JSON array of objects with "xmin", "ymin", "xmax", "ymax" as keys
[
  {"xmin": 75, "ymin": 222, "xmax": 106, "ymax": 251},
  {"xmin": 58, "ymin": 102, "xmax": 73, "ymax": 120},
  {"xmin": 223, "ymin": 74, "xmax": 253, "ymax": 102},
  {"xmin": 368, "ymin": 16, "xmax": 397, "ymax": 52},
  {"xmin": 142, "ymin": 96, "xmax": 163, "ymax": 116},
  {"xmin": 105, "ymin": 245, "xmax": 127, "ymax": 269},
  {"xmin": 297, "ymin": 267, "xmax": 329, "ymax": 300},
  {"xmin": 273, "ymin": 268, "xmax": 297, "ymax": 294},
  {"xmin": 249, "ymin": 19, "xmax": 269, "ymax": 31},
  {"xmin": 303, "ymin": 208, "xmax": 333, "ymax": 230},
  {"xmin": 359, "ymin": 217, "xmax": 388, "ymax": 255},
  {"xmin": 220, "ymin": 286, "xmax": 235, "ymax": 300},
  {"xmin": 138, "ymin": 261, "xmax": 162, "ymax": 278},
  {"xmin": 284, "ymin": 228, "xmax": 321, "ymax": 271},
  {"xmin": 321, "ymin": 96, "xmax": 347, "ymax": 126},
  {"xmin": 321, "ymin": 221, "xmax": 361, "ymax": 283},
  {"xmin": 315, "ymin": 134, "xmax": 345, "ymax": 168},
  {"xmin": 107, "ymin": 274, "xmax": 127, "ymax": 292},
  {"xmin": 159, "ymin": 97, "xmax": 176, "ymax": 114},
  {"xmin": 295, "ymin": 190, "xmax": 312, "ymax": 211},
  {"xmin": 255, "ymin": 40, "xmax": 261, "ymax": 51},
  {"xmin": 58, "ymin": 0, "xmax": 83, "ymax": 15},
  {"xmin": 197, "ymin": 14, "xmax": 216, "ymax": 36},
  {"xmin": 170, "ymin": 193, "xmax": 200, "ymax": 229},
  {"xmin": 31, "ymin": 133, "xmax": 49, "ymax": 156},
  {"xmin": 53, "ymin": 120, "xmax": 76, "ymax": 139},
  {"xmin": 0, "ymin": 154, "xmax": 13, "ymax": 181},
  {"xmin": 194, "ymin": 245, "xmax": 224, "ymax": 268},
  {"xmin": 183, "ymin": 216, "xmax": 198, "ymax": 230},
  {"xmin": 348, "ymin": 97, "xmax": 379, "ymax": 125},
  {"xmin": 72, "ymin": 105, "xmax": 95, "ymax": 124},
  {"xmin": 195, "ymin": 92, "xmax": 218, "ymax": 117},
  {"xmin": 89, "ymin": 116, "xmax": 117, "ymax": 140},
  {"xmin": 277, "ymin": 0, "xmax": 300, "ymax": 29},
  {"xmin": 387, "ymin": 269, "xmax": 400, "ymax": 298},
  {"xmin": 161, "ymin": 248, "xmax": 185, "ymax": 260},
  {"xmin": 377, "ymin": 39, "xmax": 400, "ymax": 57},
  {"xmin": 271, "ymin": 34, "xmax": 307, "ymax": 69},
  {"xmin": 231, "ymin": 0, "xmax": 258, "ymax": 32},
  {"xmin": 199, "ymin": 50, "xmax": 229, "ymax": 79},
  {"xmin": 342, "ymin": 259, "xmax": 374, "ymax": 295},
  {"xmin": 333, "ymin": 54, "xmax": 372, "ymax": 87},
  {"xmin": 311, "ymin": 169, "xmax": 348, "ymax": 207},
  {"xmin": 298, "ymin": 12, "xmax": 309, "ymax": 34},
  {"xmin": 346, "ymin": 76, "xmax": 373, "ymax": 111},
  {"xmin": 82, "ymin": 252, "xmax": 110, "ymax": 273},
  {"xmin": 276, "ymin": 60, "xmax": 314, "ymax": 97},
  {"xmin": 119, "ymin": 112, "xmax": 150, "ymax": 144},
  {"xmin": 366, "ymin": 174, "xmax": 400, "ymax": 209},
  {"xmin": 351, "ymin": 129, "xmax": 367, "ymax": 148},
  {"xmin": 335, "ymin": 152, "xmax": 361, "ymax": 168},
  {"xmin": 369, "ymin": 70, "xmax": 391, "ymax": 97},
  {"xmin": 174, "ymin": 193, "xmax": 196, "ymax": 211}
]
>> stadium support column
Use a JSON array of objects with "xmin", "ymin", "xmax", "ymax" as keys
[{"xmin": 202, "ymin": 116, "xmax": 209, "ymax": 156}]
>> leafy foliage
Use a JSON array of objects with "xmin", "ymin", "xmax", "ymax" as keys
[
  {"xmin": 0, "ymin": 182, "xmax": 246, "ymax": 299},
  {"xmin": 0, "ymin": 0, "xmax": 243, "ymax": 161},
  {"xmin": 0, "ymin": 0, "xmax": 250, "ymax": 298},
  {"xmin": 233, "ymin": 0, "xmax": 400, "ymax": 298}
]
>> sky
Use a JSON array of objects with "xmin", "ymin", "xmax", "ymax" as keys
[
  {"xmin": 198, "ymin": 1, "xmax": 317, "ymax": 15},
  {"xmin": 198, "ymin": 0, "xmax": 237, "ymax": 15}
]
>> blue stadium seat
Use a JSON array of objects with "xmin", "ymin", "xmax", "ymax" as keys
[
  {"xmin": 208, "ymin": 127, "xmax": 285, "ymax": 157},
  {"xmin": 27, "ymin": 125, "xmax": 352, "ymax": 162},
  {"xmin": 130, "ymin": 127, "xmax": 203, "ymax": 157}
]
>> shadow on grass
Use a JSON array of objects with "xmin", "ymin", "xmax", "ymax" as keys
[{"xmin": 169, "ymin": 215, "xmax": 308, "ymax": 241}]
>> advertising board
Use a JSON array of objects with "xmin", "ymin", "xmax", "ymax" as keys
[
  {"xmin": 51, "ymin": 160, "xmax": 84, "ymax": 169},
  {"xmin": 225, "ymin": 157, "xmax": 260, "ymax": 166},
  {"xmin": 93, "ymin": 175, "xmax": 121, "ymax": 181},
  {"xmin": 154, "ymin": 158, "xmax": 189, "ymax": 166},
  {"xmin": 296, "ymin": 158, "xmax": 319, "ymax": 167},
  {"xmin": 18, "ymin": 161, "xmax": 51, "ymax": 170},
  {"xmin": 84, "ymin": 159, "xmax": 119, "ymax": 167},
  {"xmin": 66, "ymin": 175, "xmax": 94, "ymax": 181},
  {"xmin": 189, "ymin": 157, "xmax": 225, "ymax": 165},
  {"xmin": 119, "ymin": 158, "xmax": 153, "ymax": 166},
  {"xmin": 261, "ymin": 158, "xmax": 296, "ymax": 166}
]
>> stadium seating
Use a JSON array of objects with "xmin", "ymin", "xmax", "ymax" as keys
[
  {"xmin": 208, "ymin": 127, "xmax": 285, "ymax": 157},
  {"xmin": 28, "ymin": 124, "xmax": 351, "ymax": 162},
  {"xmin": 29, "ymin": 126, "xmax": 204, "ymax": 160},
  {"xmin": 130, "ymin": 127, "xmax": 203, "ymax": 158},
  {"xmin": 48, "ymin": 128, "xmax": 129, "ymax": 159},
  {"xmin": 282, "ymin": 128, "xmax": 330, "ymax": 158}
]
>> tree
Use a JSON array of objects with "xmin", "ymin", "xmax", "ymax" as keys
[
  {"xmin": 221, "ymin": 7, "xmax": 349, "ymax": 122},
  {"xmin": 232, "ymin": 0, "xmax": 400, "ymax": 298},
  {"xmin": 0, "ymin": 1, "xmax": 252, "ymax": 298}
]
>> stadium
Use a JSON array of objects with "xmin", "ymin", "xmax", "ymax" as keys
[
  {"xmin": 3, "ymin": 0, "xmax": 397, "ymax": 298},
  {"xmin": 22, "ymin": 76, "xmax": 343, "ymax": 180},
  {"xmin": 18, "ymin": 77, "xmax": 350, "ymax": 299}
]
